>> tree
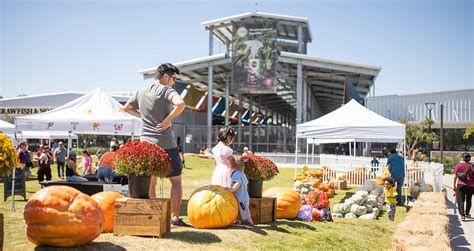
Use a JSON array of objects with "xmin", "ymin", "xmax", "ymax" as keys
[
  {"xmin": 399, "ymin": 118, "xmax": 439, "ymax": 153},
  {"xmin": 463, "ymin": 124, "xmax": 474, "ymax": 140}
]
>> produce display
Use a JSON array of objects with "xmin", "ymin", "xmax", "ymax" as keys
[
  {"xmin": 91, "ymin": 191, "xmax": 125, "ymax": 233},
  {"xmin": 293, "ymin": 167, "xmax": 336, "ymax": 198},
  {"xmin": 24, "ymin": 186, "xmax": 104, "ymax": 247},
  {"xmin": 263, "ymin": 187, "xmax": 302, "ymax": 219},
  {"xmin": 331, "ymin": 180, "xmax": 385, "ymax": 220},
  {"xmin": 298, "ymin": 189, "xmax": 333, "ymax": 222},
  {"xmin": 187, "ymin": 185, "xmax": 238, "ymax": 229}
]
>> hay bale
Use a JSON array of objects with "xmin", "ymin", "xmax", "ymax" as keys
[
  {"xmin": 391, "ymin": 192, "xmax": 450, "ymax": 251},
  {"xmin": 398, "ymin": 214, "xmax": 448, "ymax": 236},
  {"xmin": 416, "ymin": 192, "xmax": 444, "ymax": 203},
  {"xmin": 393, "ymin": 232, "xmax": 450, "ymax": 251},
  {"xmin": 408, "ymin": 203, "xmax": 446, "ymax": 216}
]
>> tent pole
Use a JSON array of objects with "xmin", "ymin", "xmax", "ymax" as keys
[
  {"xmin": 354, "ymin": 139, "xmax": 357, "ymax": 168},
  {"xmin": 403, "ymin": 138, "xmax": 407, "ymax": 204},
  {"xmin": 11, "ymin": 167, "xmax": 16, "ymax": 212},
  {"xmin": 312, "ymin": 140, "xmax": 315, "ymax": 167},
  {"xmin": 294, "ymin": 138, "xmax": 298, "ymax": 177},
  {"xmin": 67, "ymin": 131, "xmax": 72, "ymax": 159},
  {"xmin": 306, "ymin": 140, "xmax": 309, "ymax": 166}
]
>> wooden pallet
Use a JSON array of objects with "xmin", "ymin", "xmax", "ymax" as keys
[
  {"xmin": 249, "ymin": 197, "xmax": 277, "ymax": 224},
  {"xmin": 114, "ymin": 198, "xmax": 171, "ymax": 237}
]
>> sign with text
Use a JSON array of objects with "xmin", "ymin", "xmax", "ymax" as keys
[
  {"xmin": 3, "ymin": 169, "xmax": 27, "ymax": 202},
  {"xmin": 232, "ymin": 20, "xmax": 277, "ymax": 94},
  {"xmin": 0, "ymin": 108, "xmax": 51, "ymax": 115}
]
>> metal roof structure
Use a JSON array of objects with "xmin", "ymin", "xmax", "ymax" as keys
[
  {"xmin": 139, "ymin": 52, "xmax": 380, "ymax": 114},
  {"xmin": 201, "ymin": 12, "xmax": 312, "ymax": 45},
  {"xmin": 139, "ymin": 12, "xmax": 381, "ymax": 148}
]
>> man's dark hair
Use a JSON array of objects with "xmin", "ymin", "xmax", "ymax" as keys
[
  {"xmin": 390, "ymin": 148, "xmax": 397, "ymax": 154},
  {"xmin": 155, "ymin": 63, "xmax": 180, "ymax": 80}
]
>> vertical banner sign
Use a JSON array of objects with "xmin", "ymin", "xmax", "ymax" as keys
[{"xmin": 232, "ymin": 20, "xmax": 277, "ymax": 94}]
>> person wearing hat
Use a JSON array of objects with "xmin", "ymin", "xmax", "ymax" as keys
[
  {"xmin": 453, "ymin": 152, "xmax": 474, "ymax": 221},
  {"xmin": 123, "ymin": 63, "xmax": 188, "ymax": 227},
  {"xmin": 53, "ymin": 142, "xmax": 68, "ymax": 179}
]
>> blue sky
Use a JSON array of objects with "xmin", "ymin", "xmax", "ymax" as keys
[{"xmin": 1, "ymin": 0, "xmax": 472, "ymax": 98}]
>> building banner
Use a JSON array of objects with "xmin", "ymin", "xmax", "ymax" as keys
[{"xmin": 232, "ymin": 21, "xmax": 277, "ymax": 94}]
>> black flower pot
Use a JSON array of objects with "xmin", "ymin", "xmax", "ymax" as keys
[
  {"xmin": 248, "ymin": 179, "xmax": 263, "ymax": 198},
  {"xmin": 128, "ymin": 174, "xmax": 151, "ymax": 198}
]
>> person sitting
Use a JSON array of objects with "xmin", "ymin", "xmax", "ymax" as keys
[
  {"xmin": 96, "ymin": 145, "xmax": 120, "ymax": 183},
  {"xmin": 242, "ymin": 146, "xmax": 253, "ymax": 156},
  {"xmin": 80, "ymin": 150, "xmax": 93, "ymax": 175},
  {"xmin": 65, "ymin": 155, "xmax": 88, "ymax": 182},
  {"xmin": 199, "ymin": 147, "xmax": 206, "ymax": 156}
]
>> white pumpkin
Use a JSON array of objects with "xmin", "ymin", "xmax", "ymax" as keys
[
  {"xmin": 359, "ymin": 213, "xmax": 376, "ymax": 220},
  {"xmin": 350, "ymin": 204, "xmax": 367, "ymax": 216}
]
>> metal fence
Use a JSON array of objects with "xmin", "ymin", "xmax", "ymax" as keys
[{"xmin": 175, "ymin": 125, "xmax": 295, "ymax": 154}]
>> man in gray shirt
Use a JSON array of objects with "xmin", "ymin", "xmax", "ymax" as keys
[
  {"xmin": 123, "ymin": 63, "xmax": 187, "ymax": 226},
  {"xmin": 53, "ymin": 142, "xmax": 68, "ymax": 179}
]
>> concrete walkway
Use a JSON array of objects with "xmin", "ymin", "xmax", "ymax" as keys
[{"xmin": 444, "ymin": 174, "xmax": 474, "ymax": 250}]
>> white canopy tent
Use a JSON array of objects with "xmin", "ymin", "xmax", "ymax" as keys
[
  {"xmin": 10, "ymin": 88, "xmax": 141, "ymax": 211},
  {"xmin": 15, "ymin": 88, "xmax": 141, "ymax": 136},
  {"xmin": 16, "ymin": 131, "xmax": 78, "ymax": 140},
  {"xmin": 0, "ymin": 119, "xmax": 15, "ymax": 135},
  {"xmin": 295, "ymin": 99, "xmax": 406, "ymax": 177},
  {"xmin": 296, "ymin": 99, "xmax": 405, "ymax": 143}
]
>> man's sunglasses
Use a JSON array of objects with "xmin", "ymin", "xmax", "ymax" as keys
[{"xmin": 167, "ymin": 74, "xmax": 177, "ymax": 81}]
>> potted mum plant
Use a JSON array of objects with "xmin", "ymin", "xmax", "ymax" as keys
[
  {"xmin": 114, "ymin": 141, "xmax": 172, "ymax": 198},
  {"xmin": 244, "ymin": 154, "xmax": 279, "ymax": 198},
  {"xmin": 0, "ymin": 132, "xmax": 20, "ymax": 176}
]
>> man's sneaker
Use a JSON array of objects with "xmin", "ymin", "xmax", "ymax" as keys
[
  {"xmin": 466, "ymin": 214, "xmax": 471, "ymax": 218},
  {"xmin": 171, "ymin": 218, "xmax": 191, "ymax": 227},
  {"xmin": 461, "ymin": 215, "xmax": 466, "ymax": 222}
]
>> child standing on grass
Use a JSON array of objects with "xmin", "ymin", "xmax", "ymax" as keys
[
  {"xmin": 226, "ymin": 155, "xmax": 255, "ymax": 229},
  {"xmin": 384, "ymin": 177, "xmax": 398, "ymax": 221},
  {"xmin": 211, "ymin": 126, "xmax": 237, "ymax": 188}
]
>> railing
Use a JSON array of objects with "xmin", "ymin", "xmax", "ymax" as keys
[
  {"xmin": 257, "ymin": 152, "xmax": 444, "ymax": 192},
  {"xmin": 321, "ymin": 164, "xmax": 389, "ymax": 187}
]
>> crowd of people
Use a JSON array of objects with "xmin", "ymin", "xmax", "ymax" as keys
[{"xmin": 15, "ymin": 139, "xmax": 125, "ymax": 184}]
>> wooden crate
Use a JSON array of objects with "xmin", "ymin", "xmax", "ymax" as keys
[
  {"xmin": 114, "ymin": 198, "xmax": 171, "ymax": 237},
  {"xmin": 249, "ymin": 197, "xmax": 276, "ymax": 224},
  {"xmin": 335, "ymin": 180, "xmax": 347, "ymax": 190}
]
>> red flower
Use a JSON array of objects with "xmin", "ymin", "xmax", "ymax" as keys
[
  {"xmin": 243, "ymin": 154, "xmax": 279, "ymax": 181},
  {"xmin": 114, "ymin": 141, "xmax": 172, "ymax": 178}
]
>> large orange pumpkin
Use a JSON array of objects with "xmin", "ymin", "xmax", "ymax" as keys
[
  {"xmin": 91, "ymin": 191, "xmax": 124, "ymax": 233},
  {"xmin": 24, "ymin": 186, "xmax": 104, "ymax": 247},
  {"xmin": 187, "ymin": 185, "xmax": 238, "ymax": 229},
  {"xmin": 263, "ymin": 187, "xmax": 302, "ymax": 219}
]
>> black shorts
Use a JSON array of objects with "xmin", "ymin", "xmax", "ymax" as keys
[{"xmin": 165, "ymin": 147, "xmax": 183, "ymax": 177}]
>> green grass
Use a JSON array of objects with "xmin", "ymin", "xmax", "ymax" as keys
[{"xmin": 1, "ymin": 155, "xmax": 406, "ymax": 251}]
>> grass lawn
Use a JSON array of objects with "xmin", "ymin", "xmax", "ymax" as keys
[{"xmin": 1, "ymin": 155, "xmax": 406, "ymax": 250}]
